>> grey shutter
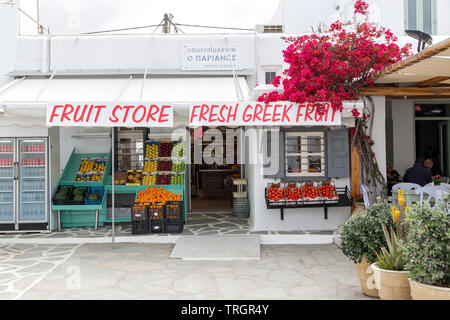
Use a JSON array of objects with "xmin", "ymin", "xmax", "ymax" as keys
[
  {"xmin": 263, "ymin": 129, "xmax": 285, "ymax": 178},
  {"xmin": 326, "ymin": 129, "xmax": 350, "ymax": 178}
]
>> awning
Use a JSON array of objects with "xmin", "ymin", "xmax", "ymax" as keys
[
  {"xmin": 0, "ymin": 76, "xmax": 251, "ymax": 127},
  {"xmin": 360, "ymin": 37, "xmax": 450, "ymax": 99},
  {"xmin": 374, "ymin": 37, "xmax": 450, "ymax": 84}
]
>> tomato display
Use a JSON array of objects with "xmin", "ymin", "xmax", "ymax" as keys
[
  {"xmin": 302, "ymin": 185, "xmax": 320, "ymax": 200},
  {"xmin": 285, "ymin": 187, "xmax": 302, "ymax": 201},
  {"xmin": 267, "ymin": 187, "xmax": 284, "ymax": 202},
  {"xmin": 319, "ymin": 184, "xmax": 338, "ymax": 200}
]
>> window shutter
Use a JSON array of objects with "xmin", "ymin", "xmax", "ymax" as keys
[
  {"xmin": 326, "ymin": 129, "xmax": 350, "ymax": 178},
  {"xmin": 263, "ymin": 129, "xmax": 285, "ymax": 178}
]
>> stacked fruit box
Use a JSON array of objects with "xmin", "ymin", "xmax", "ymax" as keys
[
  {"xmin": 301, "ymin": 182, "xmax": 322, "ymax": 203},
  {"xmin": 266, "ymin": 182, "xmax": 286, "ymax": 206},
  {"xmin": 126, "ymin": 170, "xmax": 143, "ymax": 185},
  {"xmin": 285, "ymin": 182, "xmax": 303, "ymax": 205},
  {"xmin": 75, "ymin": 157, "xmax": 106, "ymax": 182},
  {"xmin": 144, "ymin": 140, "xmax": 186, "ymax": 186},
  {"xmin": 318, "ymin": 181, "xmax": 339, "ymax": 203}
]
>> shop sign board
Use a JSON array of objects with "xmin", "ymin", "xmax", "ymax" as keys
[
  {"xmin": 46, "ymin": 102, "xmax": 173, "ymax": 127},
  {"xmin": 189, "ymin": 102, "xmax": 341, "ymax": 126},
  {"xmin": 181, "ymin": 44, "xmax": 242, "ymax": 71}
]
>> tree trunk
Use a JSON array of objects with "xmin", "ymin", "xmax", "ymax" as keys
[{"xmin": 352, "ymin": 97, "xmax": 387, "ymax": 203}]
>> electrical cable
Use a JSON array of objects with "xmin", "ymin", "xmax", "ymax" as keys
[
  {"xmin": 81, "ymin": 23, "xmax": 162, "ymax": 35},
  {"xmin": 174, "ymin": 23, "xmax": 254, "ymax": 31},
  {"xmin": 81, "ymin": 21, "xmax": 253, "ymax": 35}
]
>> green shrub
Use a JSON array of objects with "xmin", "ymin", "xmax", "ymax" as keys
[
  {"xmin": 340, "ymin": 198, "xmax": 392, "ymax": 264},
  {"xmin": 403, "ymin": 194, "xmax": 450, "ymax": 288}
]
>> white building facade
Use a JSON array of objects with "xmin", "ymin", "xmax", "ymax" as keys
[{"xmin": 0, "ymin": 0, "xmax": 447, "ymax": 233}]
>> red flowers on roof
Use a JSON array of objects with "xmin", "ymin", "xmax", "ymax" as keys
[
  {"xmin": 258, "ymin": 0, "xmax": 412, "ymax": 113},
  {"xmin": 354, "ymin": 0, "xmax": 370, "ymax": 15}
]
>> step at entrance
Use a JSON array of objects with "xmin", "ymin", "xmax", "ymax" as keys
[{"xmin": 169, "ymin": 235, "xmax": 260, "ymax": 261}]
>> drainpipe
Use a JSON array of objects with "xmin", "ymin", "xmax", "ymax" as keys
[{"xmin": 40, "ymin": 34, "xmax": 50, "ymax": 74}]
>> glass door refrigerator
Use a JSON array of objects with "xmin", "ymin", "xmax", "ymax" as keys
[
  {"xmin": 0, "ymin": 139, "xmax": 15, "ymax": 230},
  {"xmin": 0, "ymin": 138, "xmax": 49, "ymax": 232}
]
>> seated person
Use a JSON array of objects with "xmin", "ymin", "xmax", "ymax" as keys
[
  {"xmin": 424, "ymin": 158, "xmax": 443, "ymax": 177},
  {"xmin": 386, "ymin": 162, "xmax": 401, "ymax": 195},
  {"xmin": 403, "ymin": 156, "xmax": 432, "ymax": 187}
]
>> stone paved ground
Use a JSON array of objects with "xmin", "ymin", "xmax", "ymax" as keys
[
  {"xmin": 0, "ymin": 243, "xmax": 81, "ymax": 300},
  {"xmin": 0, "ymin": 213, "xmax": 333, "ymax": 240},
  {"xmin": 0, "ymin": 243, "xmax": 372, "ymax": 300}
]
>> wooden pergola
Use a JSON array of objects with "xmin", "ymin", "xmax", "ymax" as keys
[{"xmin": 359, "ymin": 37, "xmax": 450, "ymax": 99}]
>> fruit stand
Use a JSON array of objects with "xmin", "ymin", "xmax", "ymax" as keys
[
  {"xmin": 52, "ymin": 148, "xmax": 111, "ymax": 230},
  {"xmin": 105, "ymin": 138, "xmax": 187, "ymax": 223},
  {"xmin": 265, "ymin": 181, "xmax": 352, "ymax": 220}
]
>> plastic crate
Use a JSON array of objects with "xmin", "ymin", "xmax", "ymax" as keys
[
  {"xmin": 69, "ymin": 186, "xmax": 88, "ymax": 205},
  {"xmin": 131, "ymin": 204, "xmax": 149, "ymax": 234},
  {"xmin": 84, "ymin": 186, "xmax": 105, "ymax": 205},
  {"xmin": 147, "ymin": 203, "xmax": 165, "ymax": 233},
  {"xmin": 52, "ymin": 185, "xmax": 72, "ymax": 205},
  {"xmin": 165, "ymin": 201, "xmax": 184, "ymax": 233}
]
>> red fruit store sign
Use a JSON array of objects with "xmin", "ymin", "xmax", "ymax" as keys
[
  {"xmin": 189, "ymin": 102, "xmax": 341, "ymax": 126},
  {"xmin": 46, "ymin": 102, "xmax": 173, "ymax": 127}
]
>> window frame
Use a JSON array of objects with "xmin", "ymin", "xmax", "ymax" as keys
[
  {"xmin": 405, "ymin": 0, "xmax": 436, "ymax": 35},
  {"xmin": 265, "ymin": 71, "xmax": 277, "ymax": 85},
  {"xmin": 284, "ymin": 131, "xmax": 326, "ymax": 178}
]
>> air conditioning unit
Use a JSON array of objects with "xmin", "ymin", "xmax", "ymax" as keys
[{"xmin": 255, "ymin": 24, "xmax": 285, "ymax": 33}]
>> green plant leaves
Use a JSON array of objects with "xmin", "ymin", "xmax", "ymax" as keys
[
  {"xmin": 339, "ymin": 198, "xmax": 392, "ymax": 264},
  {"xmin": 402, "ymin": 194, "xmax": 450, "ymax": 287}
]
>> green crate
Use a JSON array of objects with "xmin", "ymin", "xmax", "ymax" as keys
[{"xmin": 59, "ymin": 148, "xmax": 111, "ymax": 186}]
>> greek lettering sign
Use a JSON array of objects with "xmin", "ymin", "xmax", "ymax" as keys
[
  {"xmin": 189, "ymin": 102, "xmax": 341, "ymax": 126},
  {"xmin": 46, "ymin": 102, "xmax": 173, "ymax": 127},
  {"xmin": 181, "ymin": 44, "xmax": 242, "ymax": 71}
]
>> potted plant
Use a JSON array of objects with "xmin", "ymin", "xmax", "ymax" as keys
[
  {"xmin": 432, "ymin": 175, "xmax": 442, "ymax": 186},
  {"xmin": 340, "ymin": 198, "xmax": 392, "ymax": 297},
  {"xmin": 371, "ymin": 190, "xmax": 411, "ymax": 300},
  {"xmin": 352, "ymin": 193, "xmax": 366, "ymax": 215},
  {"xmin": 403, "ymin": 193, "xmax": 450, "ymax": 300}
]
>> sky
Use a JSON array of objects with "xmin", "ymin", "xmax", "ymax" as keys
[{"xmin": 19, "ymin": 0, "xmax": 281, "ymax": 35}]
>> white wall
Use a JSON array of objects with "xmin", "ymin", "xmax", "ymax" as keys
[
  {"xmin": 246, "ymin": 162, "xmax": 351, "ymax": 231},
  {"xmin": 391, "ymin": 100, "xmax": 415, "ymax": 175},
  {"xmin": 0, "ymin": 125, "xmax": 47, "ymax": 137},
  {"xmin": 436, "ymin": 0, "xmax": 450, "ymax": 35},
  {"xmin": 245, "ymin": 127, "xmax": 352, "ymax": 231},
  {"xmin": 371, "ymin": 96, "xmax": 387, "ymax": 180},
  {"xmin": 0, "ymin": 2, "xmax": 19, "ymax": 86},
  {"xmin": 270, "ymin": 0, "xmax": 450, "ymax": 37},
  {"xmin": 59, "ymin": 127, "xmax": 111, "ymax": 170}
]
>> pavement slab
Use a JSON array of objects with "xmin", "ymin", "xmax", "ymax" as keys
[{"xmin": 0, "ymin": 242, "xmax": 375, "ymax": 300}]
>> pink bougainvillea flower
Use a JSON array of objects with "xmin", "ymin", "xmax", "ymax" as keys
[
  {"xmin": 258, "ymin": 0, "xmax": 412, "ymax": 113},
  {"xmin": 354, "ymin": 0, "xmax": 369, "ymax": 15},
  {"xmin": 351, "ymin": 108, "xmax": 361, "ymax": 117},
  {"xmin": 271, "ymin": 75, "xmax": 281, "ymax": 87}
]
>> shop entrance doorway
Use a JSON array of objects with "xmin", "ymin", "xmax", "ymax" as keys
[
  {"xmin": 415, "ymin": 104, "xmax": 450, "ymax": 178},
  {"xmin": 189, "ymin": 127, "xmax": 242, "ymax": 213}
]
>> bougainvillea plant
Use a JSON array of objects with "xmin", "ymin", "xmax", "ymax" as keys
[
  {"xmin": 258, "ymin": 0, "xmax": 411, "ymax": 110},
  {"xmin": 259, "ymin": 0, "xmax": 412, "ymax": 201}
]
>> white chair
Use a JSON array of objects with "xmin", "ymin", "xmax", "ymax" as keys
[
  {"xmin": 425, "ymin": 183, "xmax": 450, "ymax": 191},
  {"xmin": 392, "ymin": 183, "xmax": 421, "ymax": 191},
  {"xmin": 361, "ymin": 184, "xmax": 371, "ymax": 209},
  {"xmin": 415, "ymin": 186, "xmax": 449, "ymax": 206},
  {"xmin": 438, "ymin": 183, "xmax": 450, "ymax": 191}
]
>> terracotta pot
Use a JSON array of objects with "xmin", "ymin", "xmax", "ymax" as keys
[
  {"xmin": 409, "ymin": 279, "xmax": 450, "ymax": 300},
  {"xmin": 371, "ymin": 262, "xmax": 411, "ymax": 300},
  {"xmin": 355, "ymin": 257, "xmax": 379, "ymax": 298},
  {"xmin": 352, "ymin": 202, "xmax": 366, "ymax": 216}
]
